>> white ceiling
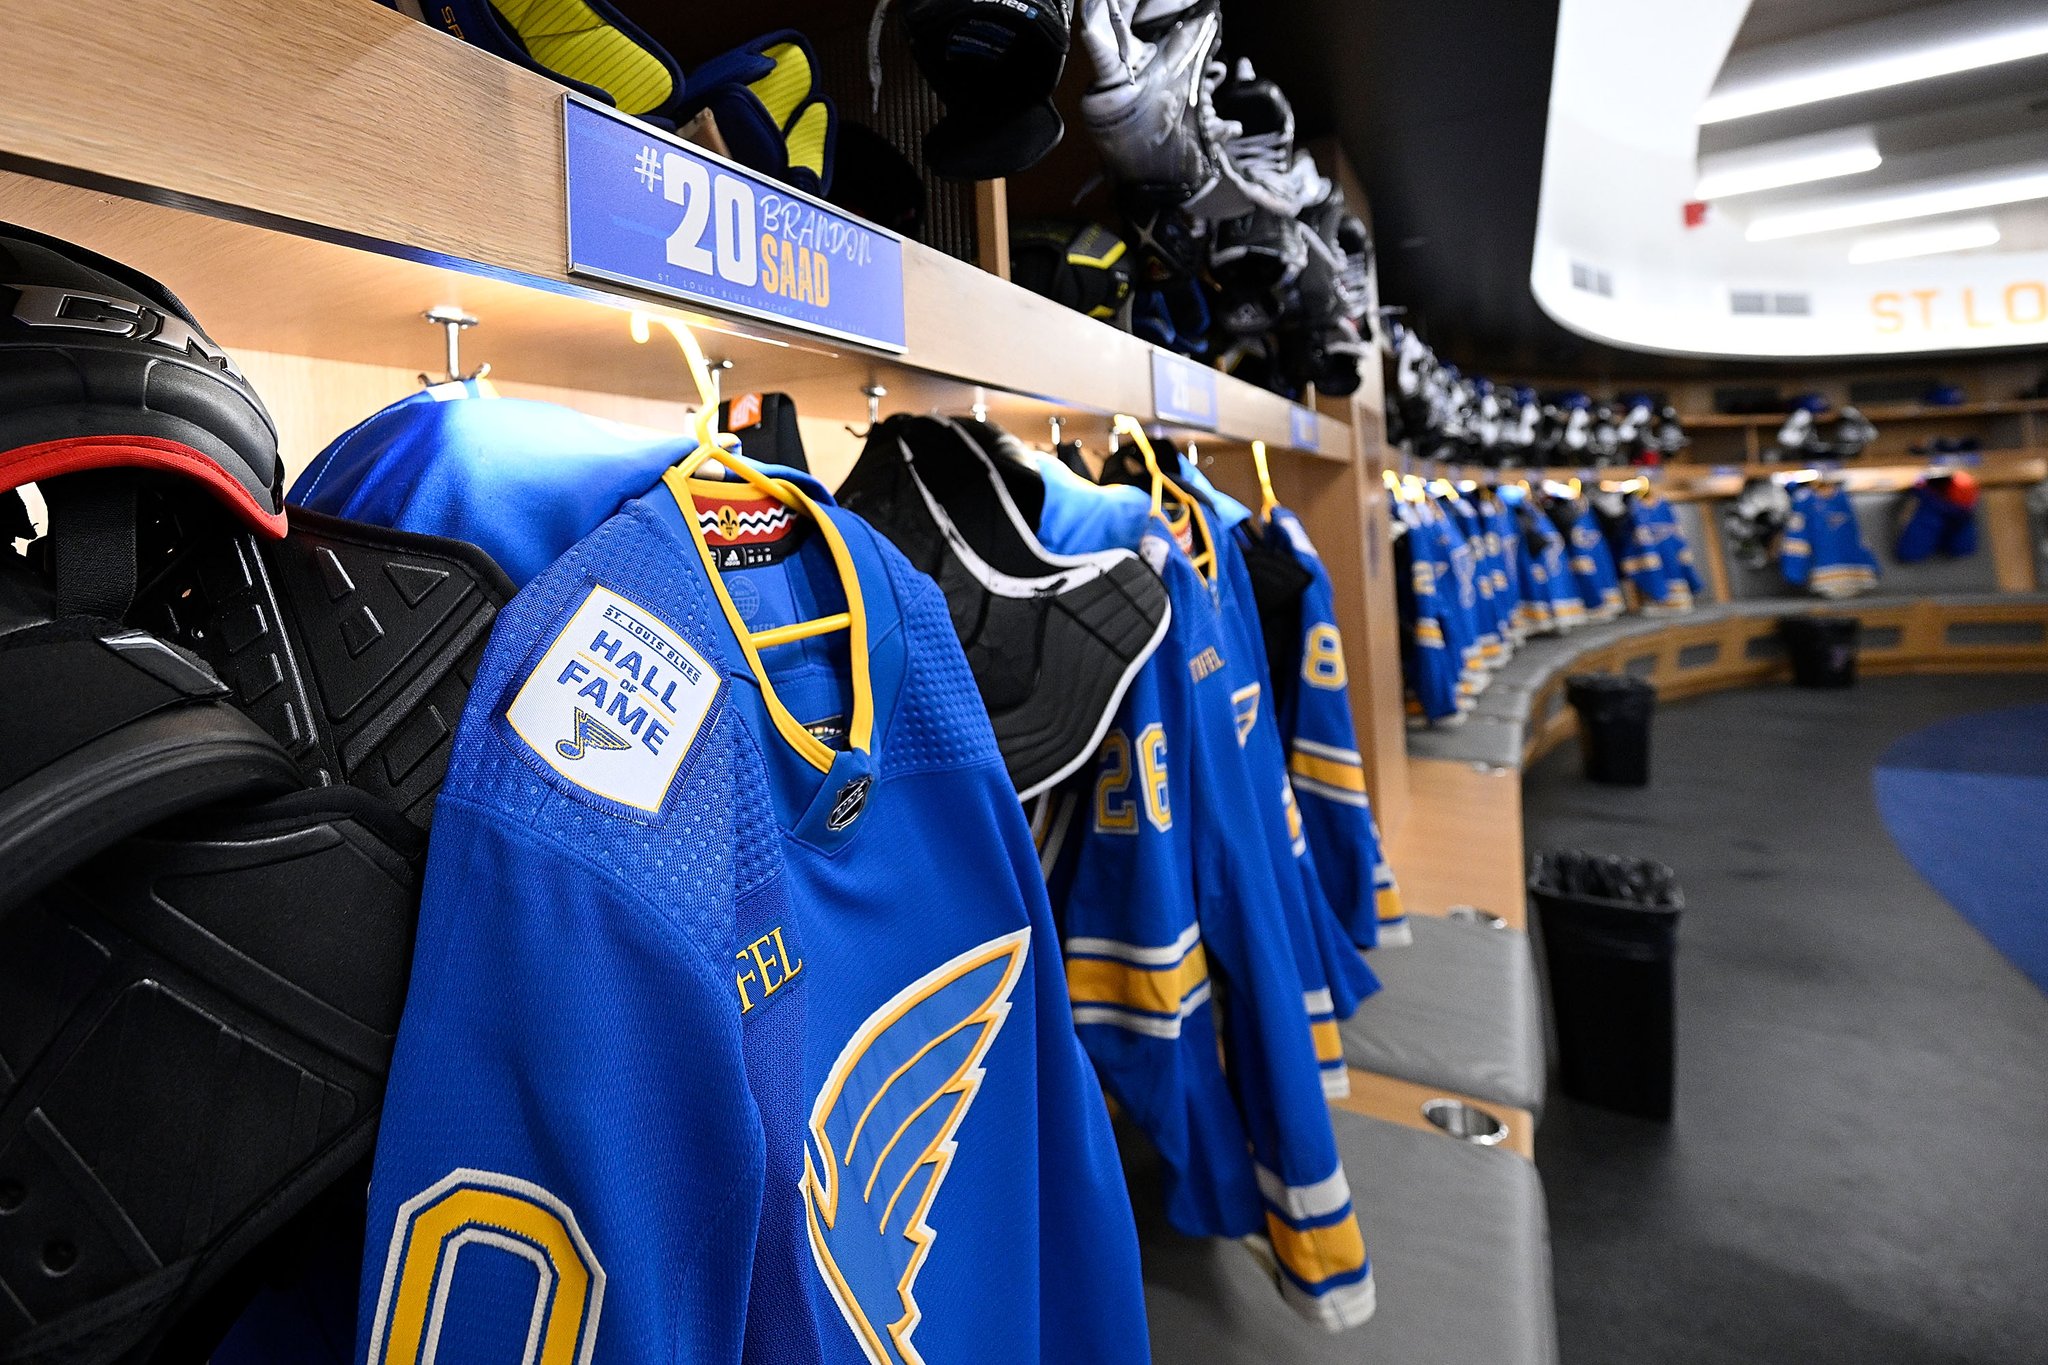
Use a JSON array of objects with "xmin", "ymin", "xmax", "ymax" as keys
[{"xmin": 1533, "ymin": 0, "xmax": 2048, "ymax": 357}]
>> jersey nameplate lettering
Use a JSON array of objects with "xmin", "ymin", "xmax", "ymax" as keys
[{"xmin": 506, "ymin": 585, "xmax": 719, "ymax": 811}]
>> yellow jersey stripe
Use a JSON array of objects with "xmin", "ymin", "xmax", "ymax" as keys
[
  {"xmin": 1066, "ymin": 945, "xmax": 1210, "ymax": 1016},
  {"xmin": 1289, "ymin": 750, "xmax": 1367, "ymax": 794},
  {"xmin": 1264, "ymin": 1209, "xmax": 1369, "ymax": 1286}
]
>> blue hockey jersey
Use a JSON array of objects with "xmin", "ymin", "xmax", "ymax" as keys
[
  {"xmin": 1391, "ymin": 494, "xmax": 1475, "ymax": 721},
  {"xmin": 1618, "ymin": 492, "xmax": 1698, "ymax": 613},
  {"xmin": 1254, "ymin": 506, "xmax": 1408, "ymax": 949},
  {"xmin": 293, "ymin": 382, "xmax": 702, "ymax": 586},
  {"xmin": 1566, "ymin": 505, "xmax": 1625, "ymax": 620},
  {"xmin": 1782, "ymin": 483, "xmax": 1880, "ymax": 597},
  {"xmin": 1033, "ymin": 461, "xmax": 1378, "ymax": 1329},
  {"xmin": 348, "ymin": 437, "xmax": 1150, "ymax": 1361},
  {"xmin": 1172, "ymin": 463, "xmax": 1379, "ymax": 1030}
]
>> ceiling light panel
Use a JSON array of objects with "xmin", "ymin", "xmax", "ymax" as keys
[
  {"xmin": 1695, "ymin": 127, "xmax": 1881, "ymax": 199},
  {"xmin": 1701, "ymin": 0, "xmax": 2048, "ymax": 125},
  {"xmin": 1846, "ymin": 218, "xmax": 2003, "ymax": 263},
  {"xmin": 1746, "ymin": 165, "xmax": 2048, "ymax": 240}
]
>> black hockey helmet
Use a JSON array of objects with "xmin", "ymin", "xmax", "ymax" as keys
[{"xmin": 0, "ymin": 223, "xmax": 285, "ymax": 538}]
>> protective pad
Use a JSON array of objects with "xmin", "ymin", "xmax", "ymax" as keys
[
  {"xmin": 423, "ymin": 0, "xmax": 681, "ymax": 116},
  {"xmin": 1011, "ymin": 220, "xmax": 1133, "ymax": 320},
  {"xmin": 680, "ymin": 33, "xmax": 835, "ymax": 196},
  {"xmin": 1130, "ymin": 1108, "xmax": 1559, "ymax": 1363},
  {"xmin": 0, "ymin": 560, "xmax": 300, "ymax": 913},
  {"xmin": 0, "ymin": 785, "xmax": 421, "ymax": 1365},
  {"xmin": 720, "ymin": 391, "xmax": 810, "ymax": 473},
  {"xmin": 0, "ymin": 223, "xmax": 284, "ymax": 537},
  {"xmin": 132, "ymin": 505, "xmax": 515, "ymax": 828},
  {"xmin": 838, "ymin": 415, "xmax": 1170, "ymax": 798},
  {"xmin": 1236, "ymin": 514, "xmax": 1313, "ymax": 718},
  {"xmin": 1338, "ymin": 913, "xmax": 1548, "ymax": 1115}
]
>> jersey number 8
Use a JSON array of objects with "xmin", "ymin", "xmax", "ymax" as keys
[{"xmin": 1302, "ymin": 623, "xmax": 1347, "ymax": 690}]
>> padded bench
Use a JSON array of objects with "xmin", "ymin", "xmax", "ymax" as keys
[
  {"xmin": 1342, "ymin": 913, "xmax": 1546, "ymax": 1116},
  {"xmin": 1133, "ymin": 1107, "xmax": 1559, "ymax": 1364},
  {"xmin": 1409, "ymin": 592, "xmax": 2048, "ymax": 770}
]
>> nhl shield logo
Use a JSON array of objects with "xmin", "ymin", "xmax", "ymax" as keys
[{"xmin": 826, "ymin": 775, "xmax": 872, "ymax": 831}]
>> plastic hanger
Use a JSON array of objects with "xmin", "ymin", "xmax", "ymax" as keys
[
  {"xmin": 1250, "ymin": 439, "xmax": 1279, "ymax": 525},
  {"xmin": 632, "ymin": 312, "xmax": 851, "ymax": 651},
  {"xmin": 1112, "ymin": 414, "xmax": 1215, "ymax": 578}
]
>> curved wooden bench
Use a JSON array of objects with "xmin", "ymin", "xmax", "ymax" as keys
[{"xmin": 1406, "ymin": 593, "xmax": 2048, "ymax": 771}]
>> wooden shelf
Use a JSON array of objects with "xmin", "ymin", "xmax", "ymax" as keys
[
  {"xmin": 0, "ymin": 0, "xmax": 1347, "ymax": 459},
  {"xmin": 1680, "ymin": 398, "xmax": 2048, "ymax": 429}
]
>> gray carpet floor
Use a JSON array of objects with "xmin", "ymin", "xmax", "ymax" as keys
[{"xmin": 1523, "ymin": 673, "xmax": 2048, "ymax": 1365}]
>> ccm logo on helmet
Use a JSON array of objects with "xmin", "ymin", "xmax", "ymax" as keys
[{"xmin": 6, "ymin": 283, "xmax": 246, "ymax": 381}]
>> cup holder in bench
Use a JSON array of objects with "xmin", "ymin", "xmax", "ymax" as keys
[
  {"xmin": 1447, "ymin": 905, "xmax": 1509, "ymax": 929},
  {"xmin": 1421, "ymin": 1097, "xmax": 1510, "ymax": 1146}
]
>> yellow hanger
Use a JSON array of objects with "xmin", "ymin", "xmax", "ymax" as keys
[
  {"xmin": 1112, "ymin": 414, "xmax": 1215, "ymax": 579},
  {"xmin": 1250, "ymin": 439, "xmax": 1279, "ymax": 525},
  {"xmin": 631, "ymin": 311, "xmax": 851, "ymax": 652}
]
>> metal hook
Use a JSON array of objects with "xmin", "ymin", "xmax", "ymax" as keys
[
  {"xmin": 420, "ymin": 307, "xmax": 488, "ymax": 386},
  {"xmin": 1049, "ymin": 414, "xmax": 1064, "ymax": 447},
  {"xmin": 705, "ymin": 358, "xmax": 733, "ymax": 413},
  {"xmin": 846, "ymin": 383, "xmax": 888, "ymax": 439}
]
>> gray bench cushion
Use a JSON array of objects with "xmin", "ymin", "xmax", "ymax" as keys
[
  {"xmin": 1136, "ymin": 1109, "xmax": 1559, "ymax": 1364},
  {"xmin": 1341, "ymin": 914, "xmax": 1547, "ymax": 1114},
  {"xmin": 1407, "ymin": 592, "xmax": 2048, "ymax": 767}
]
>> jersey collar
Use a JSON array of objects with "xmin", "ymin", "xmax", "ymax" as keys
[{"xmin": 663, "ymin": 464, "xmax": 874, "ymax": 775}]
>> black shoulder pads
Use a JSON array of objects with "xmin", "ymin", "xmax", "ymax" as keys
[
  {"xmin": 133, "ymin": 504, "xmax": 516, "ymax": 827},
  {"xmin": 0, "ymin": 559, "xmax": 300, "ymax": 915},
  {"xmin": 839, "ymin": 415, "xmax": 1170, "ymax": 798}
]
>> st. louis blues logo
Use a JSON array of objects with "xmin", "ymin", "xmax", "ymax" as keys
[
  {"xmin": 802, "ymin": 931, "xmax": 1031, "ymax": 1365},
  {"xmin": 1232, "ymin": 682, "xmax": 1261, "ymax": 745},
  {"xmin": 556, "ymin": 706, "xmax": 633, "ymax": 761}
]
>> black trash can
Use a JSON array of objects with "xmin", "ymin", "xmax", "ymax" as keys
[
  {"xmin": 1564, "ymin": 673, "xmax": 1655, "ymax": 786},
  {"xmin": 1530, "ymin": 850, "xmax": 1684, "ymax": 1120},
  {"xmin": 1779, "ymin": 614, "xmax": 1860, "ymax": 688}
]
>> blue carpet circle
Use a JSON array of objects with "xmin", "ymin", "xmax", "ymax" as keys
[{"xmin": 1874, "ymin": 702, "xmax": 2048, "ymax": 993}]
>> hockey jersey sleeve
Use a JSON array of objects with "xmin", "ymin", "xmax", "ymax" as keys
[
  {"xmin": 1054, "ymin": 528, "xmax": 1375, "ymax": 1329},
  {"xmin": 1047, "ymin": 610, "xmax": 1265, "ymax": 1243},
  {"xmin": 1780, "ymin": 488, "xmax": 1814, "ymax": 587},
  {"xmin": 1619, "ymin": 508, "xmax": 1672, "ymax": 606},
  {"xmin": 1167, "ymin": 550, "xmax": 1378, "ymax": 1330},
  {"xmin": 1271, "ymin": 509, "xmax": 1408, "ymax": 949}
]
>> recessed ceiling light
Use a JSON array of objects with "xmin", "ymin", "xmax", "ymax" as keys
[
  {"xmin": 1745, "ymin": 166, "xmax": 2048, "ymax": 240},
  {"xmin": 1700, "ymin": 5, "xmax": 2048, "ymax": 124},
  {"xmin": 1846, "ymin": 218, "xmax": 2002, "ymax": 263},
  {"xmin": 1695, "ymin": 129, "xmax": 1882, "ymax": 200}
]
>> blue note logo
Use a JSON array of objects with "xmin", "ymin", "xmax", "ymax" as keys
[
  {"xmin": 802, "ymin": 930, "xmax": 1031, "ymax": 1365},
  {"xmin": 556, "ymin": 707, "xmax": 634, "ymax": 761},
  {"xmin": 507, "ymin": 585, "xmax": 720, "ymax": 811}
]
